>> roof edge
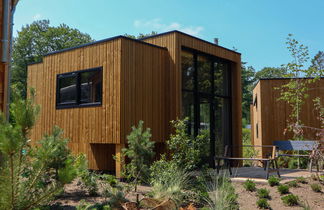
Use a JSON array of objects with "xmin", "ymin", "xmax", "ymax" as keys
[
  {"xmin": 139, "ymin": 30, "xmax": 241, "ymax": 55},
  {"xmin": 44, "ymin": 35, "xmax": 167, "ymax": 57}
]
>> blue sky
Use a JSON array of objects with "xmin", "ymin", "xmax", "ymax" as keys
[{"xmin": 13, "ymin": 0, "xmax": 324, "ymax": 71}]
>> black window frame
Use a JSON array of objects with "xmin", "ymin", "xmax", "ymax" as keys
[
  {"xmin": 181, "ymin": 47, "xmax": 233, "ymax": 166},
  {"xmin": 56, "ymin": 67, "xmax": 103, "ymax": 109}
]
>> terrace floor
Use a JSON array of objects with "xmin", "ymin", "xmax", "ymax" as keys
[{"xmin": 221, "ymin": 167, "xmax": 324, "ymax": 183}]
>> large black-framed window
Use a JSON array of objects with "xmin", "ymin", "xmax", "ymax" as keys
[
  {"xmin": 181, "ymin": 48, "xmax": 232, "ymax": 164},
  {"xmin": 56, "ymin": 67, "xmax": 103, "ymax": 109}
]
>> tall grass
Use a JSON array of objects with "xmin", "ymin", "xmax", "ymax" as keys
[
  {"xmin": 203, "ymin": 171, "xmax": 239, "ymax": 210},
  {"xmin": 150, "ymin": 166, "xmax": 190, "ymax": 206}
]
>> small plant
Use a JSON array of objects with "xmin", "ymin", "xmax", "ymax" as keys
[
  {"xmin": 281, "ymin": 194, "xmax": 299, "ymax": 206},
  {"xmin": 268, "ymin": 175, "xmax": 280, "ymax": 186},
  {"xmin": 203, "ymin": 171, "xmax": 239, "ymax": 210},
  {"xmin": 257, "ymin": 188, "xmax": 270, "ymax": 199},
  {"xmin": 277, "ymin": 184, "xmax": 290, "ymax": 195},
  {"xmin": 310, "ymin": 183, "xmax": 322, "ymax": 192},
  {"xmin": 243, "ymin": 179, "xmax": 256, "ymax": 191},
  {"xmin": 256, "ymin": 198, "xmax": 270, "ymax": 209},
  {"xmin": 296, "ymin": 176, "xmax": 308, "ymax": 184},
  {"xmin": 287, "ymin": 180, "xmax": 298, "ymax": 188},
  {"xmin": 122, "ymin": 120, "xmax": 155, "ymax": 191},
  {"xmin": 150, "ymin": 163, "xmax": 189, "ymax": 207}
]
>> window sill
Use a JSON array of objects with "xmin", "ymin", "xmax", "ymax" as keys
[{"xmin": 56, "ymin": 102, "xmax": 102, "ymax": 110}]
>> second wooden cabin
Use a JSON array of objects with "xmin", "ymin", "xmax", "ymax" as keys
[{"xmin": 28, "ymin": 31, "xmax": 242, "ymax": 177}]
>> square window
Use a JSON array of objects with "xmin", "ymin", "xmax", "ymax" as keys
[{"xmin": 56, "ymin": 67, "xmax": 102, "ymax": 108}]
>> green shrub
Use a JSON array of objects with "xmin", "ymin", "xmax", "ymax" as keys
[
  {"xmin": 268, "ymin": 175, "xmax": 280, "ymax": 186},
  {"xmin": 0, "ymin": 88, "xmax": 83, "ymax": 209},
  {"xmin": 149, "ymin": 163, "xmax": 189, "ymax": 207},
  {"xmin": 287, "ymin": 180, "xmax": 298, "ymax": 188},
  {"xmin": 256, "ymin": 198, "xmax": 270, "ymax": 209},
  {"xmin": 296, "ymin": 176, "xmax": 308, "ymax": 184},
  {"xmin": 310, "ymin": 183, "xmax": 322, "ymax": 192},
  {"xmin": 167, "ymin": 119, "xmax": 210, "ymax": 171},
  {"xmin": 243, "ymin": 179, "xmax": 256, "ymax": 191},
  {"xmin": 281, "ymin": 194, "xmax": 299, "ymax": 206},
  {"xmin": 277, "ymin": 184, "xmax": 289, "ymax": 195},
  {"xmin": 122, "ymin": 120, "xmax": 155, "ymax": 190},
  {"xmin": 79, "ymin": 170, "xmax": 100, "ymax": 196},
  {"xmin": 242, "ymin": 128, "xmax": 258, "ymax": 166},
  {"xmin": 257, "ymin": 188, "xmax": 270, "ymax": 199}
]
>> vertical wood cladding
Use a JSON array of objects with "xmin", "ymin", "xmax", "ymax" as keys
[
  {"xmin": 251, "ymin": 78, "xmax": 324, "ymax": 155},
  {"xmin": 28, "ymin": 31, "xmax": 242, "ymax": 171},
  {"xmin": 142, "ymin": 32, "xmax": 242, "ymax": 157}
]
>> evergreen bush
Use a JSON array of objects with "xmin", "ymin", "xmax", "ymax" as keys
[{"xmin": 0, "ymin": 87, "xmax": 83, "ymax": 209}]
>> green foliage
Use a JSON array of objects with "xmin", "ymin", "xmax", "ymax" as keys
[
  {"xmin": 167, "ymin": 119, "xmax": 209, "ymax": 172},
  {"xmin": 242, "ymin": 128, "xmax": 258, "ymax": 166},
  {"xmin": 310, "ymin": 51, "xmax": 324, "ymax": 76},
  {"xmin": 255, "ymin": 67, "xmax": 287, "ymax": 80},
  {"xmin": 12, "ymin": 19, "xmax": 93, "ymax": 98},
  {"xmin": 257, "ymin": 188, "xmax": 270, "ymax": 199},
  {"xmin": 277, "ymin": 34, "xmax": 320, "ymax": 139},
  {"xmin": 281, "ymin": 194, "xmax": 299, "ymax": 206},
  {"xmin": 150, "ymin": 155, "xmax": 178, "ymax": 183},
  {"xmin": 256, "ymin": 198, "xmax": 270, "ymax": 209},
  {"xmin": 203, "ymin": 172, "xmax": 239, "ymax": 210},
  {"xmin": 241, "ymin": 64, "xmax": 256, "ymax": 123},
  {"xmin": 149, "ymin": 163, "xmax": 189, "ymax": 206},
  {"xmin": 287, "ymin": 180, "xmax": 299, "ymax": 188},
  {"xmin": 122, "ymin": 120, "xmax": 155, "ymax": 189},
  {"xmin": 79, "ymin": 170, "xmax": 100, "ymax": 196},
  {"xmin": 124, "ymin": 31, "xmax": 157, "ymax": 39},
  {"xmin": 76, "ymin": 200, "xmax": 112, "ymax": 210},
  {"xmin": 243, "ymin": 179, "xmax": 256, "ymax": 192},
  {"xmin": 0, "ymin": 88, "xmax": 83, "ymax": 209},
  {"xmin": 268, "ymin": 175, "xmax": 280, "ymax": 186},
  {"xmin": 277, "ymin": 184, "xmax": 290, "ymax": 195},
  {"xmin": 296, "ymin": 176, "xmax": 308, "ymax": 184},
  {"xmin": 310, "ymin": 183, "xmax": 322, "ymax": 192}
]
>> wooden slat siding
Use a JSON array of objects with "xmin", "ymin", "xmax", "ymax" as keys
[
  {"xmin": 251, "ymin": 78, "xmax": 324, "ymax": 155},
  {"xmin": 28, "ymin": 39, "xmax": 123, "ymax": 169},
  {"xmin": 120, "ymin": 38, "xmax": 169, "ymax": 145},
  {"xmin": 142, "ymin": 31, "xmax": 242, "ymax": 156}
]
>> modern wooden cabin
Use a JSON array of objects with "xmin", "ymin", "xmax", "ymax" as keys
[
  {"xmin": 251, "ymin": 78, "xmax": 324, "ymax": 156},
  {"xmin": 27, "ymin": 31, "xmax": 242, "ymax": 177}
]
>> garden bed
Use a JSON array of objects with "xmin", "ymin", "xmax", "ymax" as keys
[{"xmin": 51, "ymin": 176, "xmax": 324, "ymax": 209}]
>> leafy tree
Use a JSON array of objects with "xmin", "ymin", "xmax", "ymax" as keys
[
  {"xmin": 241, "ymin": 63, "xmax": 256, "ymax": 123},
  {"xmin": 124, "ymin": 31, "xmax": 157, "ymax": 39},
  {"xmin": 122, "ymin": 120, "xmax": 155, "ymax": 191},
  {"xmin": 12, "ymin": 20, "xmax": 93, "ymax": 98},
  {"xmin": 310, "ymin": 51, "xmax": 324, "ymax": 76},
  {"xmin": 255, "ymin": 67, "xmax": 287, "ymax": 80},
  {"xmin": 0, "ymin": 87, "xmax": 84, "ymax": 209},
  {"xmin": 278, "ymin": 34, "xmax": 319, "ymax": 139}
]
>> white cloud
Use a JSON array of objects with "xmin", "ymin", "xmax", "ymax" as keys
[
  {"xmin": 133, "ymin": 18, "xmax": 204, "ymax": 36},
  {"xmin": 33, "ymin": 14, "xmax": 42, "ymax": 20}
]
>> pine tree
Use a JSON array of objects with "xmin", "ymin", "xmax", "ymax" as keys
[
  {"xmin": 0, "ymin": 87, "xmax": 84, "ymax": 209},
  {"xmin": 122, "ymin": 120, "xmax": 155, "ymax": 191}
]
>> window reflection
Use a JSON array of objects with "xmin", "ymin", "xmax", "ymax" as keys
[
  {"xmin": 181, "ymin": 49, "xmax": 231, "ymax": 160},
  {"xmin": 181, "ymin": 51, "xmax": 194, "ymax": 90}
]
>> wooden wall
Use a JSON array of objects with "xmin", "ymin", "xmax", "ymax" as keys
[
  {"xmin": 251, "ymin": 78, "xmax": 324, "ymax": 155},
  {"xmin": 120, "ymin": 38, "xmax": 169, "ymax": 144},
  {"xmin": 28, "ymin": 31, "xmax": 243, "ymax": 172},
  {"xmin": 28, "ymin": 39, "xmax": 123, "ymax": 170},
  {"xmin": 142, "ymin": 31, "xmax": 242, "ymax": 157}
]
